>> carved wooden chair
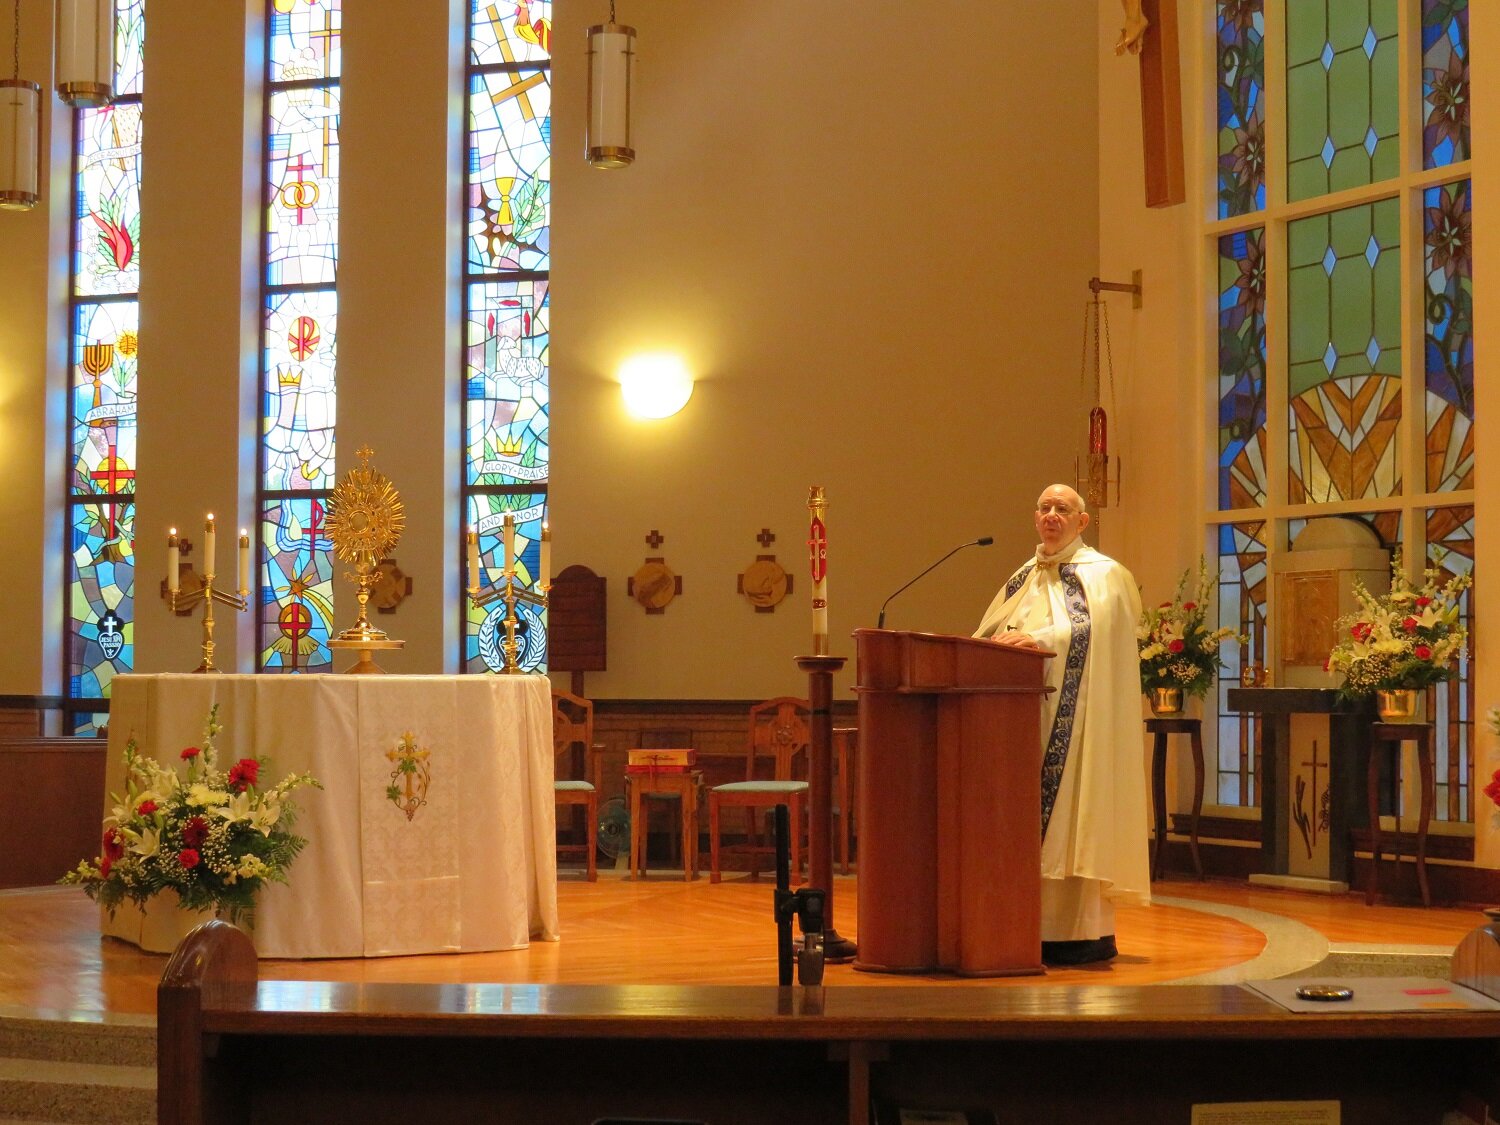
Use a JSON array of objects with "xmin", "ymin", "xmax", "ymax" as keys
[
  {"xmin": 551, "ymin": 690, "xmax": 600, "ymax": 881},
  {"xmin": 708, "ymin": 697, "xmax": 811, "ymax": 883}
]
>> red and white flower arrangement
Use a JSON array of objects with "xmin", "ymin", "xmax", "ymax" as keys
[
  {"xmin": 61, "ymin": 705, "xmax": 320, "ymax": 924},
  {"xmin": 1326, "ymin": 551, "xmax": 1470, "ymax": 699},
  {"xmin": 1137, "ymin": 560, "xmax": 1244, "ymax": 697}
]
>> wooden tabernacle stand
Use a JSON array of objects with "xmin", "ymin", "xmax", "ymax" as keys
[{"xmin": 852, "ymin": 628, "xmax": 1052, "ymax": 977}]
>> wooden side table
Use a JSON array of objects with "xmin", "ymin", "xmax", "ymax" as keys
[
  {"xmin": 1146, "ymin": 717, "xmax": 1204, "ymax": 881},
  {"xmin": 1366, "ymin": 722, "xmax": 1435, "ymax": 908},
  {"xmin": 627, "ymin": 770, "xmax": 702, "ymax": 881}
]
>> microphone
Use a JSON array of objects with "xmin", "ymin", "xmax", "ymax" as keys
[{"xmin": 877, "ymin": 536, "xmax": 995, "ymax": 629}]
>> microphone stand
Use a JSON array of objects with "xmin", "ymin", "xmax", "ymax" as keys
[{"xmin": 877, "ymin": 537, "xmax": 994, "ymax": 629}]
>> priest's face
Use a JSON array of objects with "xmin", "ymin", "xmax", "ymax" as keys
[{"xmin": 1034, "ymin": 485, "xmax": 1090, "ymax": 552}]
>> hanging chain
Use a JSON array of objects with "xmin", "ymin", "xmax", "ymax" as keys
[
  {"xmin": 11, "ymin": 0, "xmax": 19, "ymax": 82},
  {"xmin": 609, "ymin": 0, "xmax": 617, "ymax": 24},
  {"xmin": 1100, "ymin": 299, "xmax": 1117, "ymax": 417}
]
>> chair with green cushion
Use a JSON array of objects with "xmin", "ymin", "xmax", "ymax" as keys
[
  {"xmin": 708, "ymin": 697, "xmax": 811, "ymax": 883},
  {"xmin": 551, "ymin": 690, "xmax": 600, "ymax": 881}
]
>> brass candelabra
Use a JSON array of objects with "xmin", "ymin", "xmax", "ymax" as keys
[
  {"xmin": 468, "ymin": 569, "xmax": 549, "ymax": 674},
  {"xmin": 170, "ymin": 572, "xmax": 247, "ymax": 674}
]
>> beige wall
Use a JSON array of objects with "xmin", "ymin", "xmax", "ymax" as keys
[{"xmin": 0, "ymin": 0, "xmax": 1101, "ymax": 701}]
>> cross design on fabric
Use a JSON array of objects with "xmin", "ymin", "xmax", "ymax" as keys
[
  {"xmin": 385, "ymin": 732, "xmax": 432, "ymax": 823},
  {"xmin": 1040, "ymin": 564, "xmax": 1091, "ymax": 839}
]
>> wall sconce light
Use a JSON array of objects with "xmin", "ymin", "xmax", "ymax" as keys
[
  {"xmin": 1, "ymin": 1, "xmax": 40, "ymax": 211},
  {"xmin": 55, "ymin": 0, "xmax": 116, "ymax": 108},
  {"xmin": 619, "ymin": 354, "xmax": 692, "ymax": 419},
  {"xmin": 585, "ymin": 1, "xmax": 635, "ymax": 168}
]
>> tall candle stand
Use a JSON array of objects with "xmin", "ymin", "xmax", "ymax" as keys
[
  {"xmin": 170, "ymin": 572, "xmax": 247, "ymax": 674},
  {"xmin": 468, "ymin": 571, "xmax": 549, "ymax": 674}
]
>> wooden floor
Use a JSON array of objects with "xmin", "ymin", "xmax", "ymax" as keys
[{"xmin": 1, "ymin": 869, "xmax": 1488, "ymax": 1020}]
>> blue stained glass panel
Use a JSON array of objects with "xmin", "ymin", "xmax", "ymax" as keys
[
  {"xmin": 465, "ymin": 492, "xmax": 548, "ymax": 674},
  {"xmin": 266, "ymin": 87, "xmax": 341, "ymax": 285},
  {"xmin": 270, "ymin": 0, "xmax": 342, "ymax": 82},
  {"xmin": 259, "ymin": 496, "xmax": 334, "ymax": 673},
  {"xmin": 468, "ymin": 70, "xmax": 551, "ymax": 274},
  {"xmin": 1215, "ymin": 521, "xmax": 1266, "ymax": 807},
  {"xmin": 73, "ymin": 104, "xmax": 142, "ymax": 297},
  {"xmin": 470, "ymin": 0, "xmax": 552, "ymax": 66},
  {"xmin": 1422, "ymin": 0, "xmax": 1469, "ymax": 169},
  {"xmin": 1423, "ymin": 179, "xmax": 1473, "ymax": 491},
  {"xmin": 263, "ymin": 291, "xmax": 337, "ymax": 492},
  {"xmin": 68, "ymin": 501, "xmax": 135, "ymax": 701},
  {"xmin": 1218, "ymin": 228, "xmax": 1266, "ymax": 508},
  {"xmin": 113, "ymin": 0, "xmax": 145, "ymax": 97},
  {"xmin": 1217, "ymin": 0, "xmax": 1265, "ymax": 218},
  {"xmin": 71, "ymin": 301, "xmax": 139, "ymax": 497},
  {"xmin": 466, "ymin": 280, "xmax": 549, "ymax": 488}
]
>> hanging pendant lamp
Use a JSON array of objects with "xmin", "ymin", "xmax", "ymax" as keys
[
  {"xmin": 55, "ymin": 0, "xmax": 115, "ymax": 108},
  {"xmin": 1, "ymin": 0, "xmax": 40, "ymax": 211},
  {"xmin": 585, "ymin": 1, "xmax": 635, "ymax": 168}
]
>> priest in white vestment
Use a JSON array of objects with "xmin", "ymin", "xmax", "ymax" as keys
[{"xmin": 973, "ymin": 484, "xmax": 1150, "ymax": 965}]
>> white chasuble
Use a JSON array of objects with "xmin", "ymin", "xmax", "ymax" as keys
[{"xmin": 975, "ymin": 536, "xmax": 1150, "ymax": 939}]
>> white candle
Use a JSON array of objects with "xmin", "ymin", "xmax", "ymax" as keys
[
  {"xmin": 204, "ymin": 514, "xmax": 216, "ymax": 577},
  {"xmin": 540, "ymin": 521, "xmax": 552, "ymax": 587},
  {"xmin": 466, "ymin": 528, "xmax": 481, "ymax": 591},
  {"xmin": 502, "ymin": 514, "xmax": 515, "ymax": 577},
  {"xmin": 238, "ymin": 530, "xmax": 250, "ymax": 596},
  {"xmin": 808, "ymin": 486, "xmax": 829, "ymax": 654},
  {"xmin": 167, "ymin": 529, "xmax": 180, "ymax": 594}
]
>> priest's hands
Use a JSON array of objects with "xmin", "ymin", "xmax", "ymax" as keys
[{"xmin": 991, "ymin": 628, "xmax": 1041, "ymax": 649}]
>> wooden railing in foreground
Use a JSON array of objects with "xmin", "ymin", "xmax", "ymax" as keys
[{"xmin": 159, "ymin": 918, "xmax": 1500, "ymax": 1125}]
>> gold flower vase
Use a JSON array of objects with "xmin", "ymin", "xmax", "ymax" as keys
[
  {"xmin": 1375, "ymin": 688, "xmax": 1423, "ymax": 723},
  {"xmin": 1149, "ymin": 687, "xmax": 1184, "ymax": 716}
]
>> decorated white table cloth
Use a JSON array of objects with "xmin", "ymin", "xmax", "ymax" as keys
[{"xmin": 99, "ymin": 673, "xmax": 558, "ymax": 958}]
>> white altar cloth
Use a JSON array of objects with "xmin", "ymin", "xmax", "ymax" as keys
[{"xmin": 99, "ymin": 673, "xmax": 559, "ymax": 958}]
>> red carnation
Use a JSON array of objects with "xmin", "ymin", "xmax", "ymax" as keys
[
  {"xmin": 1168, "ymin": 639, "xmax": 1185, "ymax": 654},
  {"xmin": 1182, "ymin": 601, "xmax": 1197, "ymax": 611},
  {"xmin": 1403, "ymin": 616, "xmax": 1420, "ymax": 634},
  {"xmin": 1416, "ymin": 596, "xmax": 1432, "ymax": 608},
  {"xmin": 180, "ymin": 746, "xmax": 201, "ymax": 760},
  {"xmin": 136, "ymin": 799, "xmax": 157, "ymax": 816},
  {"xmin": 227, "ymin": 757, "xmax": 261, "ymax": 792},
  {"xmin": 1414, "ymin": 644, "xmax": 1433, "ymax": 660},
  {"xmin": 1351, "ymin": 622, "xmax": 1372, "ymax": 641},
  {"xmin": 101, "ymin": 826, "xmax": 125, "ymax": 862},
  {"xmin": 181, "ymin": 815, "xmax": 210, "ymax": 848},
  {"xmin": 177, "ymin": 848, "xmax": 200, "ymax": 869}
]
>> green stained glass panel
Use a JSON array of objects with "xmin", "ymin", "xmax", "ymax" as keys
[
  {"xmin": 1215, "ymin": 520, "xmax": 1266, "ymax": 807},
  {"xmin": 465, "ymin": 493, "xmax": 548, "ymax": 674},
  {"xmin": 259, "ymin": 496, "xmax": 334, "ymax": 673},
  {"xmin": 1286, "ymin": 0, "xmax": 1399, "ymax": 202},
  {"xmin": 71, "ymin": 301, "xmax": 139, "ymax": 497},
  {"xmin": 1286, "ymin": 199, "xmax": 1402, "ymax": 502},
  {"xmin": 470, "ymin": 0, "xmax": 551, "ymax": 66},
  {"xmin": 114, "ymin": 0, "xmax": 145, "ymax": 96},
  {"xmin": 270, "ymin": 0, "xmax": 341, "ymax": 82},
  {"xmin": 466, "ymin": 280, "xmax": 548, "ymax": 488},
  {"xmin": 468, "ymin": 70, "xmax": 551, "ymax": 275},
  {"xmin": 74, "ymin": 104, "xmax": 141, "ymax": 297},
  {"xmin": 263, "ymin": 291, "xmax": 337, "ymax": 492},
  {"xmin": 68, "ymin": 501, "xmax": 134, "ymax": 700}
]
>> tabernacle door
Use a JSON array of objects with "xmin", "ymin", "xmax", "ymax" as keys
[{"xmin": 853, "ymin": 628, "xmax": 1051, "ymax": 977}]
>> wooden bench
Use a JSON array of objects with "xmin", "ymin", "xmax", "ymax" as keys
[{"xmin": 159, "ymin": 919, "xmax": 1500, "ymax": 1124}]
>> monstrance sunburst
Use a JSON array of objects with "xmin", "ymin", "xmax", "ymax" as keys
[{"xmin": 326, "ymin": 445, "xmax": 407, "ymax": 671}]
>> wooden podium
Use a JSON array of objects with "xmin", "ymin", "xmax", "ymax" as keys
[{"xmin": 852, "ymin": 628, "xmax": 1052, "ymax": 977}]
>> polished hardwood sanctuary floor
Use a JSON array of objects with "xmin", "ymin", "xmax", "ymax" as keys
[{"xmin": 0, "ymin": 873, "xmax": 1488, "ymax": 1019}]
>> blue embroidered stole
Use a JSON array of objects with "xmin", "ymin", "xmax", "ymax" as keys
[{"xmin": 1040, "ymin": 563, "xmax": 1091, "ymax": 839}]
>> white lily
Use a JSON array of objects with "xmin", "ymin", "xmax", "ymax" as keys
[
  {"xmin": 130, "ymin": 826, "xmax": 160, "ymax": 859},
  {"xmin": 213, "ymin": 789, "xmax": 254, "ymax": 825}
]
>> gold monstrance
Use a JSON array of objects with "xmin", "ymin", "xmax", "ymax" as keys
[{"xmin": 326, "ymin": 446, "xmax": 407, "ymax": 674}]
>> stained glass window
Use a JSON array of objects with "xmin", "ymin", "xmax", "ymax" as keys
[
  {"xmin": 1216, "ymin": 0, "xmax": 1265, "ymax": 218},
  {"xmin": 1218, "ymin": 228, "xmax": 1266, "ymax": 508},
  {"xmin": 1286, "ymin": 199, "xmax": 1402, "ymax": 503},
  {"xmin": 1215, "ymin": 521, "xmax": 1266, "ymax": 806},
  {"xmin": 1285, "ymin": 0, "xmax": 1398, "ymax": 202},
  {"xmin": 65, "ymin": 0, "xmax": 145, "ymax": 734},
  {"xmin": 259, "ymin": 0, "xmax": 340, "ymax": 673},
  {"xmin": 1422, "ymin": 0, "xmax": 1469, "ymax": 169},
  {"xmin": 1426, "ymin": 505, "xmax": 1474, "ymax": 822},
  {"xmin": 1423, "ymin": 179, "xmax": 1473, "ymax": 492},
  {"xmin": 465, "ymin": 0, "xmax": 551, "ymax": 674}
]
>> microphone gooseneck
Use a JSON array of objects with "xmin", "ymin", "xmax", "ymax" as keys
[{"xmin": 876, "ymin": 536, "xmax": 995, "ymax": 629}]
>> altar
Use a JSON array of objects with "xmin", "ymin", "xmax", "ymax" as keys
[{"xmin": 100, "ymin": 674, "xmax": 559, "ymax": 958}]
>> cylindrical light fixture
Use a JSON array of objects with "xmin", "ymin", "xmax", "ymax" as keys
[
  {"xmin": 585, "ymin": 3, "xmax": 635, "ymax": 169},
  {"xmin": 619, "ymin": 354, "xmax": 693, "ymax": 419},
  {"xmin": 0, "ymin": 78, "xmax": 40, "ymax": 211},
  {"xmin": 55, "ymin": 0, "xmax": 116, "ymax": 108}
]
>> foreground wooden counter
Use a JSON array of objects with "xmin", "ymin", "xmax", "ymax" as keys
[{"xmin": 159, "ymin": 920, "xmax": 1500, "ymax": 1125}]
